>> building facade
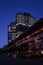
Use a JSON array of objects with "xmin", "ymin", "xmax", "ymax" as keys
[
  {"xmin": 8, "ymin": 12, "xmax": 36, "ymax": 44},
  {"xmin": 6, "ymin": 18, "xmax": 43, "ymax": 57},
  {"xmin": 8, "ymin": 22, "xmax": 16, "ymax": 43},
  {"xmin": 16, "ymin": 13, "xmax": 36, "ymax": 38},
  {"xmin": 16, "ymin": 13, "xmax": 36, "ymax": 26}
]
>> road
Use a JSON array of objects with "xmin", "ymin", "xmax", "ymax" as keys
[{"xmin": 0, "ymin": 55, "xmax": 43, "ymax": 65}]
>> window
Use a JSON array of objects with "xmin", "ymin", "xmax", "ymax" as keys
[
  {"xmin": 24, "ymin": 16, "xmax": 29, "ymax": 24},
  {"xmin": 11, "ymin": 32, "xmax": 16, "ymax": 40},
  {"xmin": 11, "ymin": 25, "xmax": 16, "ymax": 30}
]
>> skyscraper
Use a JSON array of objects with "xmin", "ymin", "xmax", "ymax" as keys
[
  {"xmin": 8, "ymin": 12, "xmax": 36, "ymax": 44},
  {"xmin": 16, "ymin": 12, "xmax": 36, "ymax": 38},
  {"xmin": 16, "ymin": 12, "xmax": 36, "ymax": 26},
  {"xmin": 8, "ymin": 22, "xmax": 16, "ymax": 43}
]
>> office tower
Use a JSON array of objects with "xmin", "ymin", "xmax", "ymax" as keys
[
  {"xmin": 8, "ymin": 12, "xmax": 36, "ymax": 43},
  {"xmin": 16, "ymin": 12, "xmax": 36, "ymax": 37},
  {"xmin": 8, "ymin": 22, "xmax": 16, "ymax": 43},
  {"xmin": 16, "ymin": 12, "xmax": 36, "ymax": 26}
]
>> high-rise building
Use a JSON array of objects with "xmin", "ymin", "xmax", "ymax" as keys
[
  {"xmin": 16, "ymin": 13, "xmax": 36, "ymax": 26},
  {"xmin": 16, "ymin": 13, "xmax": 36, "ymax": 37},
  {"xmin": 8, "ymin": 12, "xmax": 36, "ymax": 44},
  {"xmin": 8, "ymin": 22, "xmax": 16, "ymax": 43}
]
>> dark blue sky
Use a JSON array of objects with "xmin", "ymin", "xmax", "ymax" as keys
[{"xmin": 0, "ymin": 0, "xmax": 43, "ymax": 48}]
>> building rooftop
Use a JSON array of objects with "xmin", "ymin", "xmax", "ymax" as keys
[{"xmin": 16, "ymin": 12, "xmax": 36, "ymax": 19}]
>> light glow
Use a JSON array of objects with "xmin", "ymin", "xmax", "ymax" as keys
[{"xmin": 41, "ymin": 51, "xmax": 43, "ymax": 54}]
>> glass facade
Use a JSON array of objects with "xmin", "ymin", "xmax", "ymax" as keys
[
  {"xmin": 11, "ymin": 32, "xmax": 16, "ymax": 40},
  {"xmin": 16, "ymin": 25, "xmax": 29, "ymax": 32},
  {"xmin": 16, "ymin": 13, "xmax": 36, "ymax": 26},
  {"xmin": 24, "ymin": 15, "xmax": 29, "ymax": 25},
  {"xmin": 8, "ymin": 13, "xmax": 36, "ymax": 44},
  {"xmin": 8, "ymin": 22, "xmax": 16, "ymax": 43},
  {"xmin": 16, "ymin": 25, "xmax": 29, "ymax": 37}
]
